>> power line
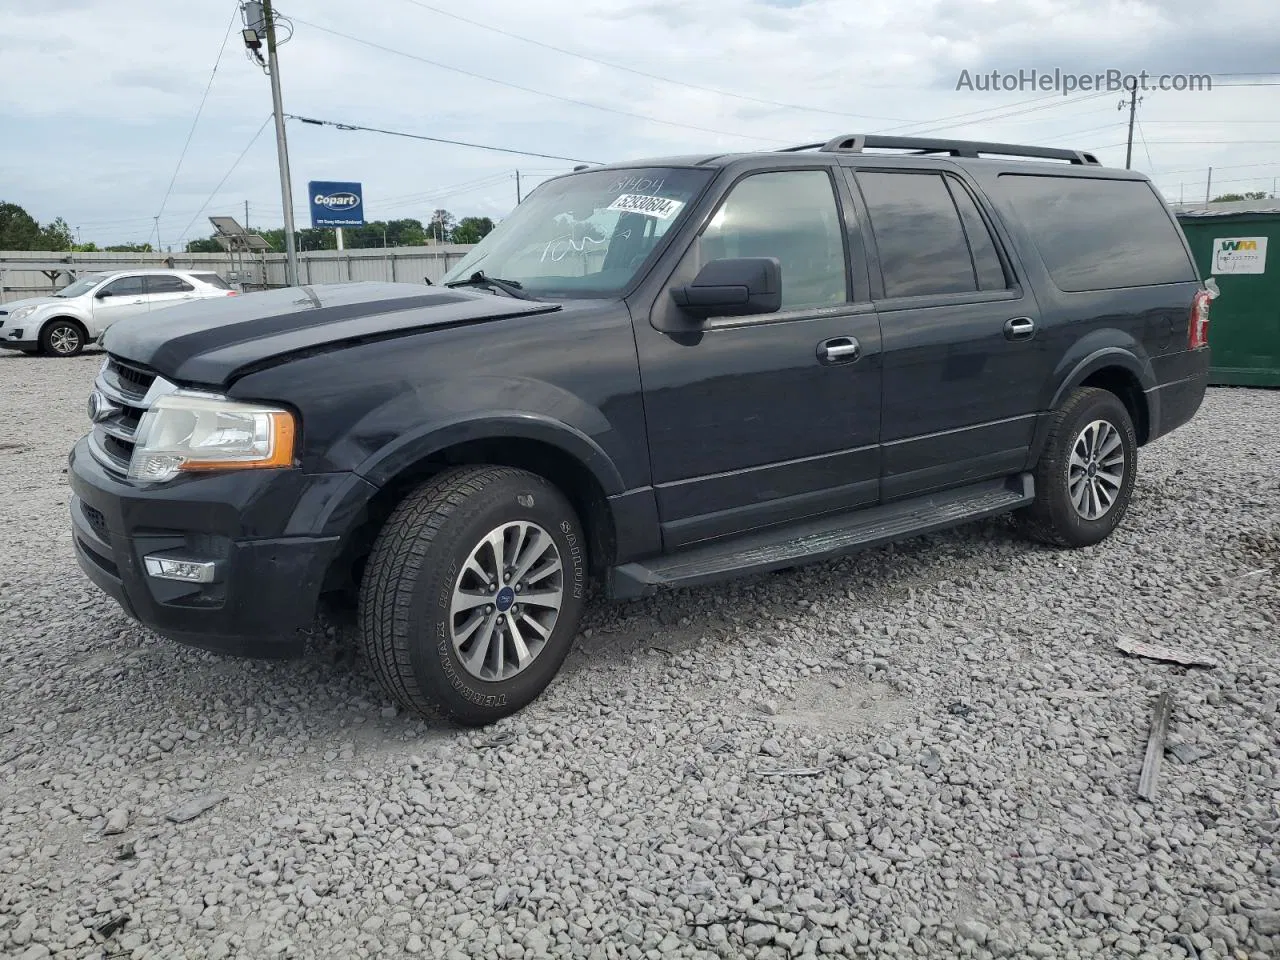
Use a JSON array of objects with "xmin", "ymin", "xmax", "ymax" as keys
[
  {"xmin": 369, "ymin": 172, "xmax": 517, "ymax": 208},
  {"xmin": 152, "ymin": 3, "xmax": 241, "ymax": 247},
  {"xmin": 874, "ymin": 91, "xmax": 1065, "ymax": 133},
  {"xmin": 175, "ymin": 115, "xmax": 274, "ymax": 245},
  {"xmin": 1160, "ymin": 159, "xmax": 1280, "ymax": 175},
  {"xmin": 288, "ymin": 16, "xmax": 794, "ymax": 145},
  {"xmin": 394, "ymin": 0, "xmax": 911, "ymax": 124},
  {"xmin": 289, "ymin": 114, "xmax": 603, "ymax": 164},
  {"xmin": 877, "ymin": 90, "xmax": 1113, "ymax": 137},
  {"xmin": 1135, "ymin": 119, "xmax": 1156, "ymax": 173}
]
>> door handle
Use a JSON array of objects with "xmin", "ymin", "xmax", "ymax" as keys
[
  {"xmin": 817, "ymin": 336, "xmax": 861, "ymax": 363},
  {"xmin": 1004, "ymin": 316, "xmax": 1036, "ymax": 341},
  {"xmin": 131, "ymin": 299, "xmax": 145, "ymax": 304}
]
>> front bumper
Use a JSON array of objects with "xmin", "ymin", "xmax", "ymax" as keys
[
  {"xmin": 0, "ymin": 328, "xmax": 37, "ymax": 349},
  {"xmin": 68, "ymin": 438, "xmax": 346, "ymax": 657}
]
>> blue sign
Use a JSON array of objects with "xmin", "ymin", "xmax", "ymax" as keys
[{"xmin": 308, "ymin": 180, "xmax": 364, "ymax": 228}]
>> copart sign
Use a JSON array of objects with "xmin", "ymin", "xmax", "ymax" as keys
[{"xmin": 308, "ymin": 180, "xmax": 365, "ymax": 228}]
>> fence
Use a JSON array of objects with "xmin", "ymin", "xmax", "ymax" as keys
[{"xmin": 0, "ymin": 245, "xmax": 476, "ymax": 304}]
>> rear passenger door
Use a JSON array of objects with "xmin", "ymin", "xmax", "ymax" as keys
[
  {"xmin": 144, "ymin": 274, "xmax": 197, "ymax": 312},
  {"xmin": 845, "ymin": 165, "xmax": 1047, "ymax": 501}
]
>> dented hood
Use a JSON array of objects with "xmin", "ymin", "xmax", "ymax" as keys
[{"xmin": 102, "ymin": 282, "xmax": 560, "ymax": 385}]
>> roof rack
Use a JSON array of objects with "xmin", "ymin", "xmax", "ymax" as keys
[{"xmin": 779, "ymin": 134, "xmax": 1100, "ymax": 166}]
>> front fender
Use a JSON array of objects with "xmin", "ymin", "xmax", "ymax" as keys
[{"xmin": 328, "ymin": 375, "xmax": 629, "ymax": 496}]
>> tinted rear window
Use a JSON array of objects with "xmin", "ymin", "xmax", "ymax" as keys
[
  {"xmin": 998, "ymin": 175, "xmax": 1195, "ymax": 292},
  {"xmin": 858, "ymin": 171, "xmax": 977, "ymax": 298},
  {"xmin": 192, "ymin": 272, "xmax": 231, "ymax": 289}
]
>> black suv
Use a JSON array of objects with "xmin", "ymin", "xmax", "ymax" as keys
[{"xmin": 69, "ymin": 135, "xmax": 1212, "ymax": 724}]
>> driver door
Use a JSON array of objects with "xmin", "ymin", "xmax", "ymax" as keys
[
  {"xmin": 635, "ymin": 167, "xmax": 883, "ymax": 549},
  {"xmin": 91, "ymin": 275, "xmax": 150, "ymax": 333}
]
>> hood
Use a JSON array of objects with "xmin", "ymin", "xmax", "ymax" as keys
[
  {"xmin": 102, "ymin": 282, "xmax": 561, "ymax": 385},
  {"xmin": 0, "ymin": 295, "xmax": 65, "ymax": 316}
]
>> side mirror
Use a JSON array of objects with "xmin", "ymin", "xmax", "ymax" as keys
[
  {"xmin": 96, "ymin": 290, "xmax": 112, "ymax": 299},
  {"xmin": 670, "ymin": 257, "xmax": 781, "ymax": 319}
]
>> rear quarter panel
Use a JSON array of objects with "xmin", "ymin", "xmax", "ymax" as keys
[{"xmin": 968, "ymin": 165, "xmax": 1201, "ymax": 413}]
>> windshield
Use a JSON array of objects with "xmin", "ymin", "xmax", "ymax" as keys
[
  {"xmin": 56, "ymin": 274, "xmax": 107, "ymax": 297},
  {"xmin": 441, "ymin": 167, "xmax": 712, "ymax": 297}
]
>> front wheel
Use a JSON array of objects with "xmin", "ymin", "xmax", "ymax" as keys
[
  {"xmin": 40, "ymin": 319, "xmax": 86, "ymax": 357},
  {"xmin": 359, "ymin": 466, "xmax": 588, "ymax": 725},
  {"xmin": 1015, "ymin": 387, "xmax": 1138, "ymax": 548}
]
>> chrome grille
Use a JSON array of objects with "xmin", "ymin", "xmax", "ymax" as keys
[{"xmin": 88, "ymin": 356, "xmax": 163, "ymax": 475}]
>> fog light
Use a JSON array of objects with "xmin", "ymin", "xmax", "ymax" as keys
[{"xmin": 144, "ymin": 556, "xmax": 217, "ymax": 583}]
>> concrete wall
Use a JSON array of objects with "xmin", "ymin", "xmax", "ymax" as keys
[{"xmin": 0, "ymin": 245, "xmax": 476, "ymax": 304}]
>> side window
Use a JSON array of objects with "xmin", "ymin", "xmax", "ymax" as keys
[
  {"xmin": 945, "ymin": 179, "xmax": 1009, "ymax": 291},
  {"xmin": 101, "ymin": 276, "xmax": 146, "ymax": 297},
  {"xmin": 692, "ymin": 170, "xmax": 847, "ymax": 310},
  {"xmin": 857, "ymin": 172, "xmax": 976, "ymax": 299},
  {"xmin": 146, "ymin": 275, "xmax": 195, "ymax": 294},
  {"xmin": 192, "ymin": 273, "xmax": 232, "ymax": 290},
  {"xmin": 998, "ymin": 175, "xmax": 1197, "ymax": 292}
]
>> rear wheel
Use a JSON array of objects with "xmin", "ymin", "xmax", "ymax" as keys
[
  {"xmin": 39, "ymin": 319, "xmax": 86, "ymax": 357},
  {"xmin": 1016, "ymin": 387, "xmax": 1137, "ymax": 547},
  {"xmin": 359, "ymin": 466, "xmax": 588, "ymax": 725}
]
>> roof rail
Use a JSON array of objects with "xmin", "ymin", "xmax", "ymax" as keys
[{"xmin": 779, "ymin": 134, "xmax": 1100, "ymax": 166}]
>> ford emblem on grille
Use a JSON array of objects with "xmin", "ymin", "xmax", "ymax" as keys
[{"xmin": 87, "ymin": 391, "xmax": 121, "ymax": 424}]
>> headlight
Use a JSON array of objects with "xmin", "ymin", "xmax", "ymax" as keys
[
  {"xmin": 10, "ymin": 305, "xmax": 37, "ymax": 321},
  {"xmin": 128, "ymin": 392, "xmax": 296, "ymax": 482}
]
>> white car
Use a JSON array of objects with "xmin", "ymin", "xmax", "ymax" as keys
[{"xmin": 0, "ymin": 269, "xmax": 237, "ymax": 357}]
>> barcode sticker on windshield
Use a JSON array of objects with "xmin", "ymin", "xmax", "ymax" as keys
[{"xmin": 607, "ymin": 194, "xmax": 685, "ymax": 220}]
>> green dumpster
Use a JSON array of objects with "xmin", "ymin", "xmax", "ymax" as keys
[{"xmin": 1176, "ymin": 200, "xmax": 1280, "ymax": 387}]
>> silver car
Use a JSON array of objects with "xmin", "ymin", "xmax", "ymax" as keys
[{"xmin": 0, "ymin": 269, "xmax": 236, "ymax": 357}]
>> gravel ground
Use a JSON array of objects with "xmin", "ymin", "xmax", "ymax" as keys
[{"xmin": 1, "ymin": 348, "xmax": 1277, "ymax": 960}]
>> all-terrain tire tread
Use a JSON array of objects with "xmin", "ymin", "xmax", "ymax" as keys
[
  {"xmin": 358, "ymin": 466, "xmax": 532, "ymax": 721},
  {"xmin": 1016, "ymin": 387, "xmax": 1132, "ymax": 547}
]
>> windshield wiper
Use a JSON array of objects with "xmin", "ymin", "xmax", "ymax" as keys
[{"xmin": 444, "ymin": 270, "xmax": 536, "ymax": 300}]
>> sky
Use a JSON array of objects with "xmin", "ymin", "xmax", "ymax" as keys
[{"xmin": 2, "ymin": 0, "xmax": 1278, "ymax": 248}]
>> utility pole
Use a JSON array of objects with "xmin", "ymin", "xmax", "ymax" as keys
[
  {"xmin": 516, "ymin": 170, "xmax": 522, "ymax": 205},
  {"xmin": 262, "ymin": 0, "xmax": 299, "ymax": 286},
  {"xmin": 1119, "ymin": 83, "xmax": 1142, "ymax": 170},
  {"xmin": 1205, "ymin": 167, "xmax": 1213, "ymax": 208},
  {"xmin": 244, "ymin": 200, "xmax": 250, "ymax": 232},
  {"xmin": 154, "ymin": 215, "xmax": 162, "ymax": 255}
]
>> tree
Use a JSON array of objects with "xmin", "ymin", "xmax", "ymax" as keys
[
  {"xmin": 428, "ymin": 209, "xmax": 456, "ymax": 243},
  {"xmin": 451, "ymin": 216, "xmax": 495, "ymax": 245},
  {"xmin": 186, "ymin": 237, "xmax": 223, "ymax": 254},
  {"xmin": 35, "ymin": 217, "xmax": 74, "ymax": 252},
  {"xmin": 0, "ymin": 201, "xmax": 41, "ymax": 250},
  {"xmin": 1212, "ymin": 191, "xmax": 1269, "ymax": 202},
  {"xmin": 103, "ymin": 243, "xmax": 153, "ymax": 253}
]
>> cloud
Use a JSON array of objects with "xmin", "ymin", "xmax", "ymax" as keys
[{"xmin": 0, "ymin": 0, "xmax": 1275, "ymax": 246}]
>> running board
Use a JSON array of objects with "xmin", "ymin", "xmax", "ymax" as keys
[{"xmin": 607, "ymin": 474, "xmax": 1034, "ymax": 599}]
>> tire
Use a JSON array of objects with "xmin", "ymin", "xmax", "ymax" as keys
[
  {"xmin": 39, "ymin": 319, "xmax": 86, "ymax": 357},
  {"xmin": 1016, "ymin": 387, "xmax": 1138, "ymax": 548},
  {"xmin": 359, "ymin": 466, "xmax": 588, "ymax": 725}
]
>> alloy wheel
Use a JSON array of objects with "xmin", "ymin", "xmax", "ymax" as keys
[{"xmin": 448, "ymin": 521, "xmax": 564, "ymax": 682}]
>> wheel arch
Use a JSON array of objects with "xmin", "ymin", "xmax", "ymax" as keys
[
  {"xmin": 322, "ymin": 424, "xmax": 621, "ymax": 598},
  {"xmin": 1049, "ymin": 347, "xmax": 1154, "ymax": 445},
  {"xmin": 38, "ymin": 314, "xmax": 90, "ymax": 344}
]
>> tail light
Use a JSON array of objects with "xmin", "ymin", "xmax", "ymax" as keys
[
  {"xmin": 225, "ymin": 290, "xmax": 238, "ymax": 297},
  {"xmin": 1188, "ymin": 289, "xmax": 1211, "ymax": 349}
]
